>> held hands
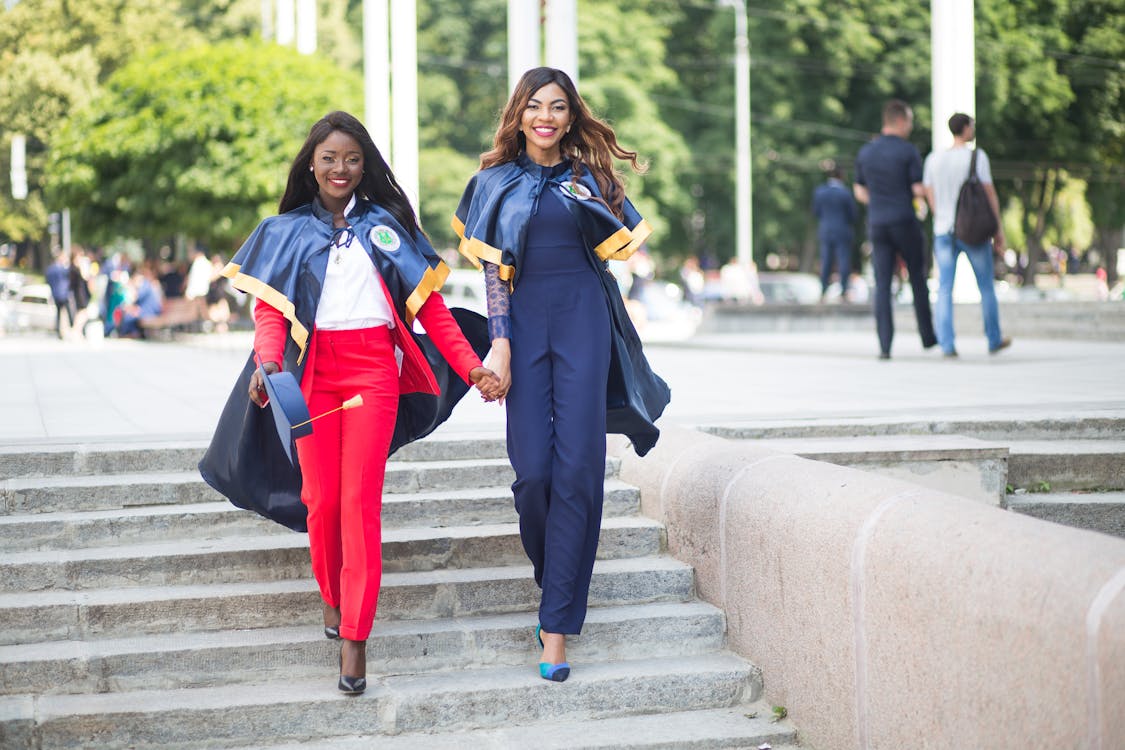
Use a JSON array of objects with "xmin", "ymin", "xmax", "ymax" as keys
[
  {"xmin": 248, "ymin": 361, "xmax": 280, "ymax": 407},
  {"xmin": 469, "ymin": 366, "xmax": 504, "ymax": 403}
]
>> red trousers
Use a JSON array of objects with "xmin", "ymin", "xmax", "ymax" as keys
[{"xmin": 295, "ymin": 326, "xmax": 398, "ymax": 641}]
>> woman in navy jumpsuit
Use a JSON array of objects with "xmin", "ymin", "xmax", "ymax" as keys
[{"xmin": 453, "ymin": 67, "xmax": 667, "ymax": 682}]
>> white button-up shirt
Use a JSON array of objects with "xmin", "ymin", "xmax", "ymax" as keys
[{"xmin": 315, "ymin": 195, "xmax": 395, "ymax": 330}]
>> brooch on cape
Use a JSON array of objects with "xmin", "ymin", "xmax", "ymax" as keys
[
  {"xmin": 370, "ymin": 225, "xmax": 401, "ymax": 252},
  {"xmin": 558, "ymin": 181, "xmax": 592, "ymax": 201}
]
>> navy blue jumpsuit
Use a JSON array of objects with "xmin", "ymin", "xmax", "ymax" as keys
[{"xmin": 503, "ymin": 174, "xmax": 612, "ymax": 635}]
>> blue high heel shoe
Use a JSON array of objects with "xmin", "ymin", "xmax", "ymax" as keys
[
  {"xmin": 535, "ymin": 625, "xmax": 570, "ymax": 682},
  {"xmin": 539, "ymin": 661, "xmax": 571, "ymax": 682}
]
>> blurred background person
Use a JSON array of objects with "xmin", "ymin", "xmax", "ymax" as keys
[
  {"xmin": 45, "ymin": 250, "xmax": 74, "ymax": 339},
  {"xmin": 812, "ymin": 165, "xmax": 857, "ymax": 302}
]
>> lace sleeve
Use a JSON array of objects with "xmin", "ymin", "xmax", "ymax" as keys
[{"xmin": 483, "ymin": 261, "xmax": 511, "ymax": 341}]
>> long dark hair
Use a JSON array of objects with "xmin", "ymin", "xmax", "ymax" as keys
[
  {"xmin": 480, "ymin": 67, "xmax": 646, "ymax": 220},
  {"xmin": 279, "ymin": 111, "xmax": 419, "ymax": 236}
]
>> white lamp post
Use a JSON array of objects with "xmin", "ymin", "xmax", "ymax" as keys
[
  {"xmin": 544, "ymin": 0, "xmax": 578, "ymax": 83},
  {"xmin": 507, "ymin": 0, "xmax": 540, "ymax": 93},
  {"xmin": 720, "ymin": 0, "xmax": 753, "ymax": 270},
  {"xmin": 931, "ymin": 0, "xmax": 975, "ymax": 153}
]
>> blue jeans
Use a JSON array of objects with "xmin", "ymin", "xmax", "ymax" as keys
[{"xmin": 933, "ymin": 233, "xmax": 1003, "ymax": 353}]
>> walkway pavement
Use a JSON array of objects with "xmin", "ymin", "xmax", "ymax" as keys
[{"xmin": 3, "ymin": 325, "xmax": 1124, "ymax": 446}]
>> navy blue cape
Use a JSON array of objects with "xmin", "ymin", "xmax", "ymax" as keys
[
  {"xmin": 452, "ymin": 155, "xmax": 669, "ymax": 456},
  {"xmin": 199, "ymin": 199, "xmax": 489, "ymax": 532}
]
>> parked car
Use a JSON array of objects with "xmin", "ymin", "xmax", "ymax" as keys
[
  {"xmin": 0, "ymin": 283, "xmax": 56, "ymax": 333},
  {"xmin": 0, "ymin": 270, "xmax": 28, "ymax": 299}
]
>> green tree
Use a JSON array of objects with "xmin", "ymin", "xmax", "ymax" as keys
[
  {"xmin": 0, "ymin": 0, "xmax": 194, "ymax": 250},
  {"xmin": 663, "ymin": 1, "xmax": 931, "ymax": 269},
  {"xmin": 578, "ymin": 0, "xmax": 693, "ymax": 255},
  {"xmin": 47, "ymin": 40, "xmax": 362, "ymax": 251}
]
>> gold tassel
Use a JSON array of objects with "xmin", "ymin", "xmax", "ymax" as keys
[{"xmin": 291, "ymin": 394, "xmax": 364, "ymax": 430}]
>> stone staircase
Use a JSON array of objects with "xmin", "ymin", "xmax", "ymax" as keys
[
  {"xmin": 0, "ymin": 437, "xmax": 800, "ymax": 749},
  {"xmin": 705, "ymin": 415, "xmax": 1125, "ymax": 539}
]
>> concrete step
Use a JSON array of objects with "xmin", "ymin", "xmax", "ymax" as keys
[
  {"xmin": 0, "ymin": 557, "xmax": 696, "ymax": 645},
  {"xmin": 0, "ymin": 461, "xmax": 508, "ymax": 515},
  {"xmin": 1007, "ymin": 491, "xmax": 1125, "ymax": 539},
  {"xmin": 0, "ymin": 480, "xmax": 641, "ymax": 552},
  {"xmin": 704, "ymin": 413, "xmax": 1125, "ymax": 441},
  {"xmin": 0, "ymin": 436, "xmax": 509, "ymax": 480},
  {"xmin": 230, "ymin": 702, "xmax": 797, "ymax": 750},
  {"xmin": 392, "ymin": 434, "xmax": 508, "ymax": 462},
  {"xmin": 0, "ymin": 601, "xmax": 723, "ymax": 695},
  {"xmin": 0, "ymin": 457, "xmax": 621, "ymax": 516},
  {"xmin": 752, "ymin": 435, "xmax": 1008, "ymax": 504},
  {"xmin": 0, "ymin": 517, "xmax": 666, "ymax": 592},
  {"xmin": 0, "ymin": 653, "xmax": 758, "ymax": 749},
  {"xmin": 0, "ymin": 440, "xmax": 210, "ymax": 480},
  {"xmin": 0, "ymin": 471, "xmax": 222, "ymax": 515},
  {"xmin": 1006, "ymin": 440, "xmax": 1125, "ymax": 491}
]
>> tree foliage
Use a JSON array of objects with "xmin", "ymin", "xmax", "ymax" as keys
[
  {"xmin": 4, "ymin": 0, "xmax": 1120, "ymax": 278},
  {"xmin": 0, "ymin": 0, "xmax": 195, "ymax": 244},
  {"xmin": 47, "ymin": 40, "xmax": 362, "ymax": 249}
]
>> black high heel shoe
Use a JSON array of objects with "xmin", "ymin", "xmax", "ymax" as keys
[
  {"xmin": 323, "ymin": 603, "xmax": 341, "ymax": 640},
  {"xmin": 338, "ymin": 640, "xmax": 366, "ymax": 695}
]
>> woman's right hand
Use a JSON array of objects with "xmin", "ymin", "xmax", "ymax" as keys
[
  {"xmin": 248, "ymin": 361, "xmax": 281, "ymax": 407},
  {"xmin": 486, "ymin": 339, "xmax": 512, "ymax": 404}
]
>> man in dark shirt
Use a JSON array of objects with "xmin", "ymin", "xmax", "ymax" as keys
[
  {"xmin": 854, "ymin": 99, "xmax": 938, "ymax": 358},
  {"xmin": 812, "ymin": 166, "xmax": 857, "ymax": 300},
  {"xmin": 44, "ymin": 250, "xmax": 74, "ymax": 339}
]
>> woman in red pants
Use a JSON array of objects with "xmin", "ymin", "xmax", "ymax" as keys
[{"xmin": 209, "ymin": 111, "xmax": 500, "ymax": 694}]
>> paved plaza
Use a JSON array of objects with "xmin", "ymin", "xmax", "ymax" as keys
[{"xmin": 4, "ymin": 324, "xmax": 1124, "ymax": 445}]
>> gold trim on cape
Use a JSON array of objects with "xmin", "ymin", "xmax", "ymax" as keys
[
  {"xmin": 451, "ymin": 216, "xmax": 515, "ymax": 281},
  {"xmin": 221, "ymin": 262, "xmax": 310, "ymax": 364}
]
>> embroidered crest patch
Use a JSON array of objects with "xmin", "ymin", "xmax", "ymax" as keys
[
  {"xmin": 369, "ymin": 225, "xmax": 401, "ymax": 252},
  {"xmin": 559, "ymin": 181, "xmax": 592, "ymax": 201}
]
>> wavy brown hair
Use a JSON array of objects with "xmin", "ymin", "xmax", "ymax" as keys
[
  {"xmin": 279, "ymin": 111, "xmax": 419, "ymax": 237},
  {"xmin": 480, "ymin": 67, "xmax": 646, "ymax": 220}
]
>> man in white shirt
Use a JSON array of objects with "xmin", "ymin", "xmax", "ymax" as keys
[
  {"xmin": 185, "ymin": 248, "xmax": 212, "ymax": 301},
  {"xmin": 923, "ymin": 113, "xmax": 1011, "ymax": 357}
]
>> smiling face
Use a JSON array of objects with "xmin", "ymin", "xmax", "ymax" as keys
[
  {"xmin": 311, "ymin": 130, "xmax": 364, "ymax": 214},
  {"xmin": 520, "ymin": 82, "xmax": 573, "ymax": 166}
]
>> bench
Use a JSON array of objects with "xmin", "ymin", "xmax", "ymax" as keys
[{"xmin": 139, "ymin": 297, "xmax": 206, "ymax": 337}]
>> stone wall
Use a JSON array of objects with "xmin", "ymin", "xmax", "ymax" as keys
[{"xmin": 611, "ymin": 427, "xmax": 1125, "ymax": 750}]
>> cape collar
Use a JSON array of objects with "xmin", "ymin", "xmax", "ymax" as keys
[
  {"xmin": 517, "ymin": 152, "xmax": 571, "ymax": 181},
  {"xmin": 310, "ymin": 194, "xmax": 360, "ymax": 225}
]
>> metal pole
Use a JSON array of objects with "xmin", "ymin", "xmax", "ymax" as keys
[
  {"xmin": 390, "ymin": 0, "xmax": 419, "ymax": 209},
  {"xmin": 276, "ymin": 0, "xmax": 295, "ymax": 45},
  {"xmin": 261, "ymin": 0, "xmax": 273, "ymax": 39},
  {"xmin": 723, "ymin": 0, "xmax": 753, "ymax": 269},
  {"xmin": 10, "ymin": 134, "xmax": 27, "ymax": 200},
  {"xmin": 544, "ymin": 0, "xmax": 578, "ymax": 83},
  {"xmin": 363, "ymin": 0, "xmax": 391, "ymax": 153},
  {"xmin": 931, "ymin": 0, "xmax": 975, "ymax": 153},
  {"xmin": 296, "ymin": 0, "xmax": 317, "ymax": 54},
  {"xmin": 62, "ymin": 209, "xmax": 71, "ymax": 254},
  {"xmin": 507, "ymin": 0, "xmax": 541, "ymax": 92}
]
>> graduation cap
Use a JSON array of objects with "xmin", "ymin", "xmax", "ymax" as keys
[
  {"xmin": 257, "ymin": 361, "xmax": 312, "ymax": 465},
  {"xmin": 255, "ymin": 353, "xmax": 364, "ymax": 465}
]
